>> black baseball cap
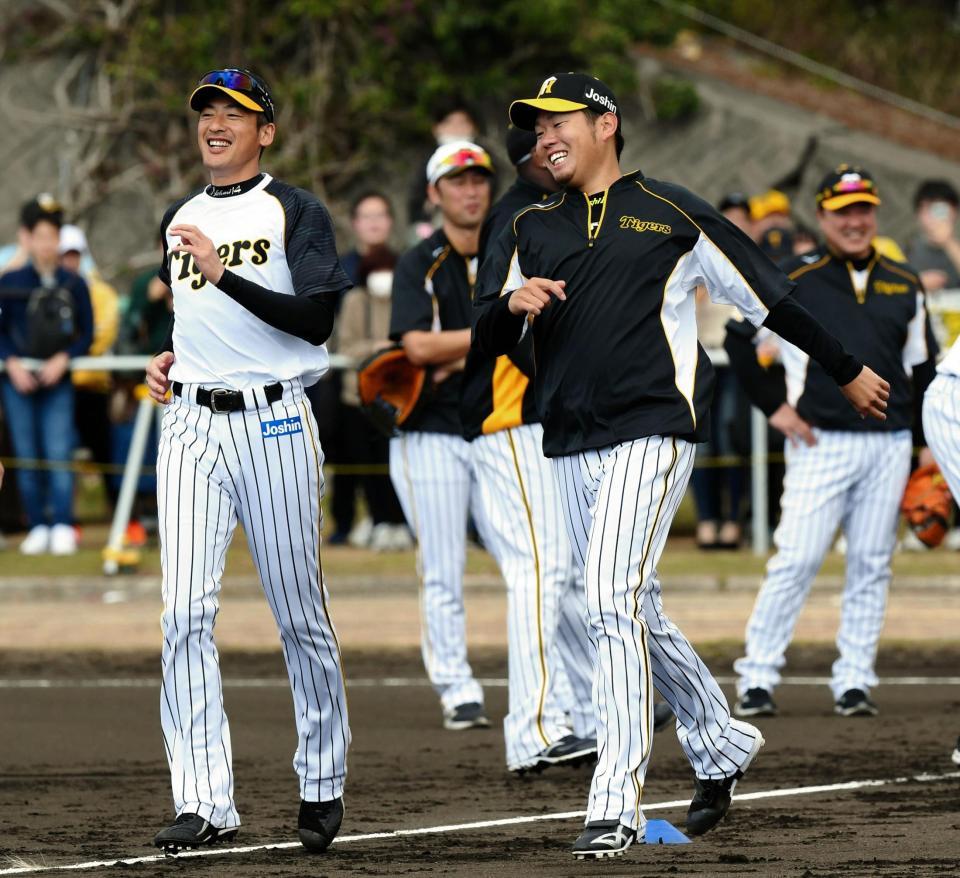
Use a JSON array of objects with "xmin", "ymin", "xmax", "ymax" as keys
[
  {"xmin": 506, "ymin": 126, "xmax": 537, "ymax": 166},
  {"xmin": 509, "ymin": 72, "xmax": 621, "ymax": 131},
  {"xmin": 718, "ymin": 192, "xmax": 750, "ymax": 213},
  {"xmin": 815, "ymin": 164, "xmax": 880, "ymax": 211},
  {"xmin": 190, "ymin": 68, "xmax": 275, "ymax": 123}
]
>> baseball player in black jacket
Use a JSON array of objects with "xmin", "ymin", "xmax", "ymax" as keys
[
  {"xmin": 725, "ymin": 166, "xmax": 937, "ymax": 720},
  {"xmin": 473, "ymin": 72, "xmax": 889, "ymax": 859}
]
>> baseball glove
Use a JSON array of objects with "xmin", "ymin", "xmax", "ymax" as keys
[
  {"xmin": 357, "ymin": 345, "xmax": 428, "ymax": 437},
  {"xmin": 901, "ymin": 463, "xmax": 953, "ymax": 548}
]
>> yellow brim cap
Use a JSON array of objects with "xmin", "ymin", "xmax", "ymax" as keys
[
  {"xmin": 820, "ymin": 192, "xmax": 881, "ymax": 211},
  {"xmin": 508, "ymin": 97, "xmax": 588, "ymax": 130},
  {"xmin": 189, "ymin": 84, "xmax": 265, "ymax": 114}
]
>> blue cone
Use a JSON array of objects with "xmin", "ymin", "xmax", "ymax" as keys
[{"xmin": 644, "ymin": 819, "xmax": 691, "ymax": 844}]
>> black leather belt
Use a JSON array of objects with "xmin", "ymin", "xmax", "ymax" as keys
[{"xmin": 171, "ymin": 381, "xmax": 283, "ymax": 413}]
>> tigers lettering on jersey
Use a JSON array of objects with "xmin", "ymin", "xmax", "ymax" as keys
[
  {"xmin": 158, "ymin": 173, "xmax": 350, "ymax": 389},
  {"xmin": 172, "ymin": 238, "xmax": 271, "ymax": 290}
]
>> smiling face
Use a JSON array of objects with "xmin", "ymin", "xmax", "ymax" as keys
[
  {"xmin": 428, "ymin": 169, "xmax": 491, "ymax": 231},
  {"xmin": 817, "ymin": 202, "xmax": 878, "ymax": 260},
  {"xmin": 534, "ymin": 110, "xmax": 615, "ymax": 190},
  {"xmin": 197, "ymin": 98, "xmax": 275, "ymax": 184}
]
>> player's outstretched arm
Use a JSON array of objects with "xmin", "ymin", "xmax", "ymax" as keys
[{"xmin": 762, "ymin": 295, "xmax": 888, "ymax": 422}]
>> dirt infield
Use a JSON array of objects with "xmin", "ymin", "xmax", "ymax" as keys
[{"xmin": 1, "ymin": 652, "xmax": 958, "ymax": 877}]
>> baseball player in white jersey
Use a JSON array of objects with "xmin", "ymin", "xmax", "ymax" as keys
[
  {"xmin": 920, "ymin": 325, "xmax": 960, "ymax": 765},
  {"xmin": 144, "ymin": 68, "xmax": 350, "ymax": 854},
  {"xmin": 726, "ymin": 166, "xmax": 937, "ymax": 719},
  {"xmin": 475, "ymin": 73, "xmax": 889, "ymax": 859}
]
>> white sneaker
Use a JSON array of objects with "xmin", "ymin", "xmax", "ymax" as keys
[
  {"xmin": 833, "ymin": 533, "xmax": 847, "ymax": 555},
  {"xmin": 389, "ymin": 524, "xmax": 413, "ymax": 551},
  {"xmin": 49, "ymin": 523, "xmax": 78, "ymax": 555},
  {"xmin": 900, "ymin": 529, "xmax": 928, "ymax": 552},
  {"xmin": 369, "ymin": 523, "xmax": 394, "ymax": 552},
  {"xmin": 347, "ymin": 516, "xmax": 373, "ymax": 548},
  {"xmin": 20, "ymin": 525, "xmax": 50, "ymax": 555}
]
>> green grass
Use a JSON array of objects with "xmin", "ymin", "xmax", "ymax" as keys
[{"xmin": 4, "ymin": 525, "xmax": 960, "ymax": 582}]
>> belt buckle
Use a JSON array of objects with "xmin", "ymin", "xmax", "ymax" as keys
[{"xmin": 209, "ymin": 388, "xmax": 236, "ymax": 414}]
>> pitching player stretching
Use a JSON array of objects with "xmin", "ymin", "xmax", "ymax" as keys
[
  {"xmin": 474, "ymin": 72, "xmax": 889, "ymax": 859},
  {"xmin": 145, "ymin": 68, "xmax": 350, "ymax": 854}
]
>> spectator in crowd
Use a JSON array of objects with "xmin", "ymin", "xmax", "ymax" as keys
[
  {"xmin": 690, "ymin": 194, "xmax": 751, "ymax": 549},
  {"xmin": 341, "ymin": 192, "xmax": 395, "ymax": 287},
  {"xmin": 750, "ymin": 189, "xmax": 794, "ymax": 259},
  {"xmin": 325, "ymin": 191, "xmax": 397, "ymax": 546},
  {"xmin": 122, "ymin": 242, "xmax": 173, "ymax": 355},
  {"xmin": 59, "ymin": 225, "xmax": 121, "ymax": 514},
  {"xmin": 908, "ymin": 179, "xmax": 960, "ymax": 294},
  {"xmin": 337, "ymin": 244, "xmax": 412, "ymax": 551},
  {"xmin": 113, "ymin": 247, "xmax": 171, "ymax": 548},
  {"xmin": 407, "ymin": 100, "xmax": 483, "ymax": 240},
  {"xmin": 0, "ymin": 196, "xmax": 93, "ymax": 554}
]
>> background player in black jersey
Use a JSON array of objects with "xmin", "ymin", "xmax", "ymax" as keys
[
  {"xmin": 474, "ymin": 72, "xmax": 889, "ymax": 859},
  {"xmin": 725, "ymin": 166, "xmax": 937, "ymax": 719}
]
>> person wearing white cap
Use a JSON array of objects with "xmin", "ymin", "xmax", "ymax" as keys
[{"xmin": 389, "ymin": 140, "xmax": 498, "ymax": 731}]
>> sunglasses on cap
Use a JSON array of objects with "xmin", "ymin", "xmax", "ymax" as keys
[{"xmin": 192, "ymin": 68, "xmax": 274, "ymax": 122}]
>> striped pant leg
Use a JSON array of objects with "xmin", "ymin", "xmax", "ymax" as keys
[
  {"xmin": 472, "ymin": 424, "xmax": 573, "ymax": 767},
  {"xmin": 157, "ymin": 396, "xmax": 241, "ymax": 828},
  {"xmin": 924, "ymin": 374, "xmax": 960, "ymax": 497},
  {"xmin": 221, "ymin": 392, "xmax": 349, "ymax": 802},
  {"xmin": 832, "ymin": 431, "xmax": 912, "ymax": 698},
  {"xmin": 734, "ymin": 432, "xmax": 851, "ymax": 696},
  {"xmin": 389, "ymin": 432, "xmax": 481, "ymax": 710},
  {"xmin": 554, "ymin": 567, "xmax": 596, "ymax": 739}
]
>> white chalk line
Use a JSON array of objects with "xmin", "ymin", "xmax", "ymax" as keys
[
  {"xmin": 2, "ymin": 675, "xmax": 960, "ymax": 689},
  {"xmin": 0, "ymin": 770, "xmax": 957, "ymax": 875}
]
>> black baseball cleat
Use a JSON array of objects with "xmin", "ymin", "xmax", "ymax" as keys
[
  {"xmin": 153, "ymin": 813, "xmax": 238, "ymax": 853},
  {"xmin": 510, "ymin": 734, "xmax": 597, "ymax": 774},
  {"xmin": 443, "ymin": 701, "xmax": 491, "ymax": 730},
  {"xmin": 834, "ymin": 689, "xmax": 878, "ymax": 717},
  {"xmin": 735, "ymin": 687, "xmax": 778, "ymax": 718},
  {"xmin": 653, "ymin": 700, "xmax": 675, "ymax": 732},
  {"xmin": 298, "ymin": 797, "xmax": 344, "ymax": 853},
  {"xmin": 686, "ymin": 727, "xmax": 764, "ymax": 836},
  {"xmin": 571, "ymin": 821, "xmax": 636, "ymax": 859}
]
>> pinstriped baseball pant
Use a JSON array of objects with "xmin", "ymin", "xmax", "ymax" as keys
[
  {"xmin": 390, "ymin": 428, "xmax": 594, "ymax": 764},
  {"xmin": 472, "ymin": 424, "xmax": 594, "ymax": 769},
  {"xmin": 735, "ymin": 429, "xmax": 912, "ymax": 700},
  {"xmin": 924, "ymin": 374, "xmax": 960, "ymax": 503},
  {"xmin": 157, "ymin": 381, "xmax": 349, "ymax": 829},
  {"xmin": 554, "ymin": 437, "xmax": 760, "ymax": 831}
]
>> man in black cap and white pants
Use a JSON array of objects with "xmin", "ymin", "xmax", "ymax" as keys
[
  {"xmin": 145, "ymin": 67, "xmax": 351, "ymax": 855},
  {"xmin": 727, "ymin": 165, "xmax": 936, "ymax": 720},
  {"xmin": 474, "ymin": 73, "xmax": 889, "ymax": 858}
]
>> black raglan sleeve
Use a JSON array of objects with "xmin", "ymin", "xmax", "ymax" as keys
[
  {"xmin": 472, "ymin": 221, "xmax": 527, "ymax": 356},
  {"xmin": 214, "ymin": 185, "xmax": 351, "ymax": 346},
  {"xmin": 389, "ymin": 247, "xmax": 434, "ymax": 342}
]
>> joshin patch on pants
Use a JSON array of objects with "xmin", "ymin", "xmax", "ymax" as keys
[{"xmin": 260, "ymin": 415, "xmax": 303, "ymax": 438}]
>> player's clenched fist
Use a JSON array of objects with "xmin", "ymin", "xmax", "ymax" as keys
[
  {"xmin": 840, "ymin": 365, "xmax": 889, "ymax": 421},
  {"xmin": 145, "ymin": 351, "xmax": 175, "ymax": 404},
  {"xmin": 507, "ymin": 277, "xmax": 566, "ymax": 317}
]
